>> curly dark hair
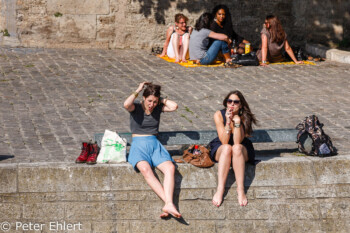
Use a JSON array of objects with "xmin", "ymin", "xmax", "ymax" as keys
[
  {"xmin": 211, "ymin": 4, "xmax": 232, "ymax": 28},
  {"xmin": 143, "ymin": 83, "xmax": 161, "ymax": 98},
  {"xmin": 223, "ymin": 90, "xmax": 257, "ymax": 136},
  {"xmin": 195, "ymin": 12, "xmax": 213, "ymax": 31}
]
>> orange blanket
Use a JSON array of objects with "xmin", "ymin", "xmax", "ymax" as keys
[{"xmin": 158, "ymin": 55, "xmax": 315, "ymax": 67}]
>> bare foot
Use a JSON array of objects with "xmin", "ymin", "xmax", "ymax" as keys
[
  {"xmin": 212, "ymin": 190, "xmax": 224, "ymax": 207},
  {"xmin": 237, "ymin": 188, "xmax": 248, "ymax": 206},
  {"xmin": 160, "ymin": 212, "xmax": 169, "ymax": 218},
  {"xmin": 174, "ymin": 58, "xmax": 180, "ymax": 63},
  {"xmin": 181, "ymin": 59, "xmax": 188, "ymax": 63},
  {"xmin": 162, "ymin": 203, "xmax": 181, "ymax": 218}
]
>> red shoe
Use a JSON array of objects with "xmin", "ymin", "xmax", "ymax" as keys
[
  {"xmin": 75, "ymin": 142, "xmax": 90, "ymax": 163},
  {"xmin": 86, "ymin": 143, "xmax": 100, "ymax": 165}
]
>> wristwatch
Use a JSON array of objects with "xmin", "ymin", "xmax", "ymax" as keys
[{"xmin": 234, "ymin": 123, "xmax": 241, "ymax": 128}]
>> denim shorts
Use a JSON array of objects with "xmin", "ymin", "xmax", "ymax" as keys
[{"xmin": 127, "ymin": 136, "xmax": 174, "ymax": 171}]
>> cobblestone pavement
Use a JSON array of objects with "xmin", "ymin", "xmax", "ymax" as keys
[{"xmin": 0, "ymin": 47, "xmax": 349, "ymax": 163}]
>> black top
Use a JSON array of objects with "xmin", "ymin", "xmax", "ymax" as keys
[
  {"xmin": 130, "ymin": 101, "xmax": 164, "ymax": 135},
  {"xmin": 208, "ymin": 109, "xmax": 255, "ymax": 164},
  {"xmin": 210, "ymin": 21, "xmax": 244, "ymax": 45}
]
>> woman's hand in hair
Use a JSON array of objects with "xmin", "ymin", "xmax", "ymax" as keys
[{"xmin": 136, "ymin": 82, "xmax": 150, "ymax": 93}]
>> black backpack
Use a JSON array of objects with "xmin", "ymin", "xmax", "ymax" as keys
[{"xmin": 296, "ymin": 115, "xmax": 337, "ymax": 157}]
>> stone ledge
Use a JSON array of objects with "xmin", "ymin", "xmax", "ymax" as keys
[
  {"xmin": 306, "ymin": 43, "xmax": 350, "ymax": 64},
  {"xmin": 1, "ymin": 155, "xmax": 350, "ymax": 194},
  {"xmin": 1, "ymin": 156, "xmax": 350, "ymax": 232}
]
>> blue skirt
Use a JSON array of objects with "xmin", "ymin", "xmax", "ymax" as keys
[{"xmin": 127, "ymin": 136, "xmax": 174, "ymax": 171}]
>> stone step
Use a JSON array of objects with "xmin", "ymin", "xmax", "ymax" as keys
[{"xmin": 1, "ymin": 155, "xmax": 349, "ymax": 232}]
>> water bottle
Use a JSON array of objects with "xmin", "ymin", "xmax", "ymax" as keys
[
  {"xmin": 193, "ymin": 145, "xmax": 201, "ymax": 155},
  {"xmin": 231, "ymin": 39, "xmax": 237, "ymax": 56}
]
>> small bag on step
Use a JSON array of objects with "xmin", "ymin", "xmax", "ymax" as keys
[
  {"xmin": 97, "ymin": 129, "xmax": 127, "ymax": 163},
  {"xmin": 182, "ymin": 145, "xmax": 214, "ymax": 168},
  {"xmin": 296, "ymin": 115, "xmax": 337, "ymax": 157}
]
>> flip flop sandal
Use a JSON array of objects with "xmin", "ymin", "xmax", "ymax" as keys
[{"xmin": 224, "ymin": 61, "xmax": 242, "ymax": 68}]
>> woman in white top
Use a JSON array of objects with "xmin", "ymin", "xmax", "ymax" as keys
[{"xmin": 160, "ymin": 13, "xmax": 193, "ymax": 63}]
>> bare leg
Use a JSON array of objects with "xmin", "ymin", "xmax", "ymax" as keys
[
  {"xmin": 180, "ymin": 33, "xmax": 190, "ymax": 62},
  {"xmin": 137, "ymin": 161, "xmax": 166, "ymax": 201},
  {"xmin": 171, "ymin": 33, "xmax": 180, "ymax": 63},
  {"xmin": 212, "ymin": 144, "xmax": 232, "ymax": 207},
  {"xmin": 231, "ymin": 144, "xmax": 249, "ymax": 206},
  {"xmin": 157, "ymin": 161, "xmax": 181, "ymax": 218}
]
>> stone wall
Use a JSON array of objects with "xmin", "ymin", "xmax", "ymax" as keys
[
  {"xmin": 1, "ymin": 156, "xmax": 350, "ymax": 232},
  {"xmin": 0, "ymin": 0, "xmax": 349, "ymax": 49}
]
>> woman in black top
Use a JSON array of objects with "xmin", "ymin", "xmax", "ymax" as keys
[
  {"xmin": 209, "ymin": 90, "xmax": 257, "ymax": 207},
  {"xmin": 210, "ymin": 5, "xmax": 250, "ymax": 54},
  {"xmin": 124, "ymin": 82, "xmax": 181, "ymax": 219}
]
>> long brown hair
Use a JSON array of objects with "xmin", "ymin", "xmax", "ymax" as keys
[
  {"xmin": 266, "ymin": 15, "xmax": 285, "ymax": 44},
  {"xmin": 223, "ymin": 90, "xmax": 257, "ymax": 137}
]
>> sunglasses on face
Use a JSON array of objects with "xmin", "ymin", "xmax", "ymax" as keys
[{"xmin": 227, "ymin": 99, "xmax": 240, "ymax": 105}]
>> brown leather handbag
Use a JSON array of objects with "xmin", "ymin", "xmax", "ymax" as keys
[{"xmin": 182, "ymin": 145, "xmax": 215, "ymax": 168}]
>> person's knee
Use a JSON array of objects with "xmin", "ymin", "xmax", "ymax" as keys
[
  {"xmin": 232, "ymin": 144, "xmax": 244, "ymax": 157},
  {"xmin": 163, "ymin": 162, "xmax": 175, "ymax": 175},
  {"xmin": 221, "ymin": 144, "xmax": 233, "ymax": 156},
  {"xmin": 138, "ymin": 165, "xmax": 153, "ymax": 178}
]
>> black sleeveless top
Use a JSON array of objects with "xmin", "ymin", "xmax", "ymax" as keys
[{"xmin": 208, "ymin": 109, "xmax": 255, "ymax": 164}]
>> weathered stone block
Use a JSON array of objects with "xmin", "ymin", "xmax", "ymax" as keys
[
  {"xmin": 193, "ymin": 220, "xmax": 216, "ymax": 233},
  {"xmin": 296, "ymin": 186, "xmax": 337, "ymax": 198},
  {"xmin": 0, "ymin": 203, "xmax": 21, "ymax": 219},
  {"xmin": 56, "ymin": 15, "xmax": 96, "ymax": 40},
  {"xmin": 179, "ymin": 188, "xmax": 212, "ymax": 200},
  {"xmin": 103, "ymin": 201, "xmax": 140, "ymax": 220},
  {"xmin": 140, "ymin": 200, "xmax": 167, "ymax": 220},
  {"xmin": 0, "ymin": 164, "xmax": 17, "ymax": 193},
  {"xmin": 179, "ymin": 200, "xmax": 225, "ymax": 220},
  {"xmin": 110, "ymin": 164, "xmax": 151, "ymax": 190},
  {"xmin": 0, "ymin": 193, "xmax": 18, "ymax": 203},
  {"xmin": 289, "ymin": 220, "xmax": 321, "ymax": 232},
  {"xmin": 226, "ymin": 200, "xmax": 269, "ymax": 220},
  {"xmin": 255, "ymin": 188, "xmax": 296, "ymax": 199},
  {"xmin": 130, "ymin": 220, "xmax": 177, "ymax": 233},
  {"xmin": 65, "ymin": 202, "xmax": 103, "ymax": 220},
  {"xmin": 285, "ymin": 202, "xmax": 320, "ymax": 220},
  {"xmin": 47, "ymin": 0, "xmax": 109, "ymax": 14},
  {"xmin": 254, "ymin": 220, "xmax": 291, "ymax": 233},
  {"xmin": 23, "ymin": 203, "xmax": 65, "ymax": 220},
  {"xmin": 18, "ymin": 163, "xmax": 110, "ymax": 192},
  {"xmin": 314, "ymin": 157, "xmax": 350, "ymax": 184},
  {"xmin": 251, "ymin": 158, "xmax": 315, "ymax": 186},
  {"xmin": 92, "ymin": 221, "xmax": 129, "ymax": 233},
  {"xmin": 320, "ymin": 199, "xmax": 350, "ymax": 219},
  {"xmin": 215, "ymin": 220, "xmax": 255, "ymax": 233},
  {"xmin": 128, "ymin": 190, "xmax": 159, "ymax": 201},
  {"xmin": 224, "ymin": 187, "xmax": 255, "ymax": 201},
  {"xmin": 335, "ymin": 184, "xmax": 350, "ymax": 197},
  {"xmin": 176, "ymin": 164, "xmax": 217, "ymax": 189}
]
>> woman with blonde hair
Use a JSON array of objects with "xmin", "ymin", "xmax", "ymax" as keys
[{"xmin": 257, "ymin": 15, "xmax": 303, "ymax": 66}]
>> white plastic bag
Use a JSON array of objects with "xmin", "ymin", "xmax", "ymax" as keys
[{"xmin": 97, "ymin": 129, "xmax": 127, "ymax": 163}]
